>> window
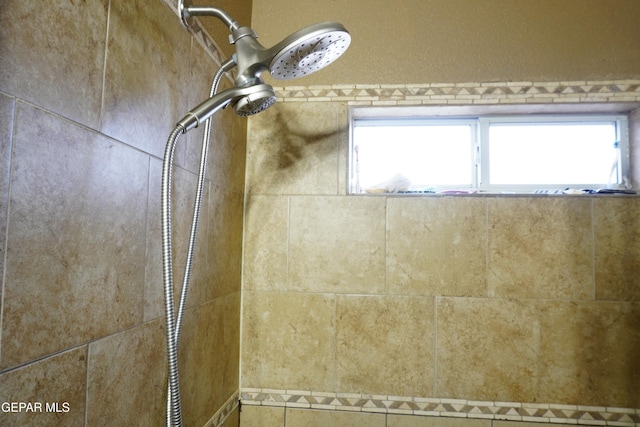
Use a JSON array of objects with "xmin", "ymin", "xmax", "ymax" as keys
[{"xmin": 350, "ymin": 113, "xmax": 630, "ymax": 194}]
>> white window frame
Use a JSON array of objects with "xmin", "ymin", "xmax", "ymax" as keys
[{"xmin": 349, "ymin": 112, "xmax": 630, "ymax": 194}]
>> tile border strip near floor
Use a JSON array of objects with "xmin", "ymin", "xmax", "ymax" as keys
[
  {"xmin": 205, "ymin": 390, "xmax": 240, "ymax": 427},
  {"xmin": 272, "ymin": 80, "xmax": 640, "ymax": 106},
  {"xmin": 240, "ymin": 389, "xmax": 640, "ymax": 426}
]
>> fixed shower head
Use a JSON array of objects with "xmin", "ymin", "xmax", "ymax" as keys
[
  {"xmin": 177, "ymin": 1, "xmax": 350, "ymax": 85},
  {"xmin": 230, "ymin": 22, "xmax": 351, "ymax": 87},
  {"xmin": 267, "ymin": 22, "xmax": 351, "ymax": 80}
]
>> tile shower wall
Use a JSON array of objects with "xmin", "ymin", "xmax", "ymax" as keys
[
  {"xmin": 0, "ymin": 0, "xmax": 244, "ymax": 426},
  {"xmin": 241, "ymin": 100, "xmax": 640, "ymax": 423}
]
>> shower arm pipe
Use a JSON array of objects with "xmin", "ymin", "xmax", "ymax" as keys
[{"xmin": 179, "ymin": 0, "xmax": 240, "ymax": 32}]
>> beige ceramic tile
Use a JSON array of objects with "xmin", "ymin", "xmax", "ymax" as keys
[
  {"xmin": 241, "ymin": 291, "xmax": 335, "ymax": 390},
  {"xmin": 285, "ymin": 408, "xmax": 386, "ymax": 427},
  {"xmin": 101, "ymin": 0, "xmax": 190, "ymax": 158},
  {"xmin": 387, "ymin": 197, "xmax": 487, "ymax": 297},
  {"xmin": 239, "ymin": 405, "xmax": 285, "ymax": 427},
  {"xmin": 222, "ymin": 406, "xmax": 240, "ymax": 427},
  {"xmin": 243, "ymin": 195, "xmax": 289, "ymax": 291},
  {"xmin": 336, "ymin": 295, "xmax": 435, "ymax": 396},
  {"xmin": 144, "ymin": 158, "xmax": 164, "ymax": 322},
  {"xmin": 537, "ymin": 300, "xmax": 640, "ymax": 408},
  {"xmin": 246, "ymin": 102, "xmax": 345, "ymax": 195},
  {"xmin": 0, "ymin": 347, "xmax": 87, "ymax": 427},
  {"xmin": 336, "ymin": 103, "xmax": 350, "ymax": 195},
  {"xmin": 86, "ymin": 319, "xmax": 165, "ymax": 427},
  {"xmin": 179, "ymin": 48, "xmax": 247, "ymax": 194},
  {"xmin": 222, "ymin": 292, "xmax": 242, "ymax": 397},
  {"xmin": 630, "ymin": 108, "xmax": 640, "ymax": 189},
  {"xmin": 495, "ymin": 422, "xmax": 575, "ymax": 427},
  {"xmin": 487, "ymin": 197, "xmax": 593, "ymax": 299},
  {"xmin": 169, "ymin": 296, "xmax": 239, "ymax": 427},
  {"xmin": 388, "ymin": 415, "xmax": 492, "ymax": 427},
  {"xmin": 289, "ymin": 196, "xmax": 386, "ymax": 293},
  {"xmin": 0, "ymin": 94, "xmax": 13, "ymax": 285},
  {"xmin": 207, "ymin": 185, "xmax": 244, "ymax": 299},
  {"xmin": 2, "ymin": 103, "xmax": 148, "ymax": 370},
  {"xmin": 436, "ymin": 297, "xmax": 540, "ymax": 402},
  {"xmin": 0, "ymin": 0, "xmax": 107, "ymax": 128},
  {"xmin": 593, "ymin": 197, "xmax": 640, "ymax": 301}
]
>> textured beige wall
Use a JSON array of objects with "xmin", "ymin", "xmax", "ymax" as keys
[
  {"xmin": 251, "ymin": 0, "xmax": 640, "ymax": 86},
  {"xmin": 0, "ymin": 0, "xmax": 245, "ymax": 425}
]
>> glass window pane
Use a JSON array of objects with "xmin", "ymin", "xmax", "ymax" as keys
[
  {"xmin": 354, "ymin": 124, "xmax": 473, "ymax": 189},
  {"xmin": 488, "ymin": 122, "xmax": 617, "ymax": 185}
]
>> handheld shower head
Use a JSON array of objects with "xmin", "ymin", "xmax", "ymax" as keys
[
  {"xmin": 232, "ymin": 87, "xmax": 277, "ymax": 116},
  {"xmin": 268, "ymin": 22, "xmax": 351, "ymax": 80},
  {"xmin": 177, "ymin": 83, "xmax": 276, "ymax": 131}
]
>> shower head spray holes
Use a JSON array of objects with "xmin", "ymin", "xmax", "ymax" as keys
[{"xmin": 270, "ymin": 30, "xmax": 351, "ymax": 80}]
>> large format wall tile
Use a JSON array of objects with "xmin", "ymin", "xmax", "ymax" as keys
[
  {"xmin": 387, "ymin": 197, "xmax": 487, "ymax": 297},
  {"xmin": 1, "ymin": 103, "xmax": 148, "ymax": 369},
  {"xmin": 0, "ymin": 94, "xmax": 13, "ymax": 287},
  {"xmin": 289, "ymin": 196, "xmax": 386, "ymax": 293},
  {"xmin": 336, "ymin": 295, "xmax": 435, "ymax": 396},
  {"xmin": 537, "ymin": 300, "xmax": 640, "ymax": 407},
  {"xmin": 86, "ymin": 319, "xmax": 165, "ymax": 427},
  {"xmin": 436, "ymin": 297, "xmax": 540, "ymax": 402},
  {"xmin": 487, "ymin": 197, "xmax": 593, "ymax": 300},
  {"xmin": 286, "ymin": 408, "xmax": 386, "ymax": 427},
  {"xmin": 243, "ymin": 195, "xmax": 289, "ymax": 291},
  {"xmin": 246, "ymin": 102, "xmax": 345, "ymax": 195},
  {"xmin": 593, "ymin": 197, "xmax": 640, "ymax": 301},
  {"xmin": 180, "ymin": 293, "xmax": 241, "ymax": 423},
  {"xmin": 207, "ymin": 185, "xmax": 244, "ymax": 299},
  {"xmin": 0, "ymin": 347, "xmax": 87, "ymax": 427},
  {"xmin": 242, "ymin": 291, "xmax": 335, "ymax": 391},
  {"xmin": 101, "ymin": 0, "xmax": 190, "ymax": 157},
  {"xmin": 0, "ymin": 1, "xmax": 107, "ymax": 129},
  {"xmin": 239, "ymin": 405, "xmax": 284, "ymax": 427},
  {"xmin": 388, "ymin": 416, "xmax": 491, "ymax": 427}
]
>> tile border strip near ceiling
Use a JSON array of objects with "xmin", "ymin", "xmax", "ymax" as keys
[
  {"xmin": 272, "ymin": 80, "xmax": 640, "ymax": 106},
  {"xmin": 240, "ymin": 388, "xmax": 640, "ymax": 426}
]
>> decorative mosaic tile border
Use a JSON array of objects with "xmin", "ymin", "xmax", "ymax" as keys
[
  {"xmin": 240, "ymin": 389, "xmax": 640, "ymax": 426},
  {"xmin": 162, "ymin": 0, "xmax": 228, "ymax": 69},
  {"xmin": 272, "ymin": 80, "xmax": 640, "ymax": 106},
  {"xmin": 204, "ymin": 390, "xmax": 239, "ymax": 427}
]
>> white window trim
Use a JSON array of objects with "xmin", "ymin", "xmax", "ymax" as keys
[{"xmin": 349, "ymin": 111, "xmax": 630, "ymax": 195}]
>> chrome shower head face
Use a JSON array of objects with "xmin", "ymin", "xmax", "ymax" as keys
[
  {"xmin": 232, "ymin": 85, "xmax": 277, "ymax": 116},
  {"xmin": 269, "ymin": 22, "xmax": 351, "ymax": 80}
]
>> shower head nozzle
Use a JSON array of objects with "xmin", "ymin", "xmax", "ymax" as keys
[
  {"xmin": 177, "ymin": 84, "xmax": 276, "ymax": 131},
  {"xmin": 268, "ymin": 22, "xmax": 351, "ymax": 80},
  {"xmin": 232, "ymin": 86, "xmax": 277, "ymax": 117}
]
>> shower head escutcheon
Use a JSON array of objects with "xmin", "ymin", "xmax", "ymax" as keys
[{"xmin": 177, "ymin": 0, "xmax": 351, "ymax": 87}]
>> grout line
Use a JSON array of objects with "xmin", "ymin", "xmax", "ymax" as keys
[
  {"xmin": 590, "ymin": 198, "xmax": 597, "ymax": 301},
  {"xmin": 0, "ymin": 95, "xmax": 16, "ymax": 372},
  {"xmin": 98, "ymin": 0, "xmax": 111, "ymax": 133},
  {"xmin": 433, "ymin": 296, "xmax": 438, "ymax": 397}
]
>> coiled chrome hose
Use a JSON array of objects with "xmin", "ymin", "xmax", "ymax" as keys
[{"xmin": 162, "ymin": 60, "xmax": 233, "ymax": 427}]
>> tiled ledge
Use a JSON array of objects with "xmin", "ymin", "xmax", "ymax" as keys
[
  {"xmin": 272, "ymin": 80, "xmax": 640, "ymax": 106},
  {"xmin": 240, "ymin": 388, "xmax": 640, "ymax": 426}
]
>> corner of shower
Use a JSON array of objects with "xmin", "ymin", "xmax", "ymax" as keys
[{"xmin": 160, "ymin": 2, "xmax": 351, "ymax": 426}]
